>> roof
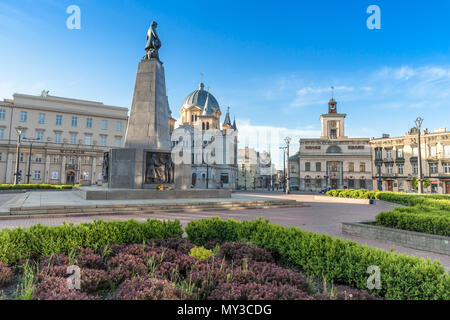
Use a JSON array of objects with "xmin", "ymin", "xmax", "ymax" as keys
[{"xmin": 183, "ymin": 83, "xmax": 220, "ymax": 114}]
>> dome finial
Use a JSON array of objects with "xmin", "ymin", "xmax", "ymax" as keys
[{"xmin": 199, "ymin": 72, "xmax": 205, "ymax": 90}]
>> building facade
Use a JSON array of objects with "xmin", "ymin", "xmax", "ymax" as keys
[
  {"xmin": 370, "ymin": 128, "xmax": 450, "ymax": 194},
  {"xmin": 0, "ymin": 93, "xmax": 129, "ymax": 185},
  {"xmin": 177, "ymin": 82, "xmax": 238, "ymax": 189},
  {"xmin": 237, "ymin": 147, "xmax": 277, "ymax": 190},
  {"xmin": 290, "ymin": 98, "xmax": 373, "ymax": 191}
]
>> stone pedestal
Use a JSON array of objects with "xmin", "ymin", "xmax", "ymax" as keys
[
  {"xmin": 174, "ymin": 164, "xmax": 192, "ymax": 190},
  {"xmin": 124, "ymin": 59, "xmax": 171, "ymax": 151}
]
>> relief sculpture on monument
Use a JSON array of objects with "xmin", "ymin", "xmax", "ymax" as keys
[{"xmin": 145, "ymin": 153, "xmax": 174, "ymax": 184}]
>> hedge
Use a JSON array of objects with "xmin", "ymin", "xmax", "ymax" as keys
[
  {"xmin": 0, "ymin": 219, "xmax": 183, "ymax": 264},
  {"xmin": 186, "ymin": 218, "xmax": 450, "ymax": 300},
  {"xmin": 327, "ymin": 190, "xmax": 450, "ymax": 236},
  {"xmin": 0, "ymin": 184, "xmax": 82, "ymax": 191}
]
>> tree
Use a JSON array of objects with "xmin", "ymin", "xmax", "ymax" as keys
[{"xmin": 412, "ymin": 177, "xmax": 431, "ymax": 190}]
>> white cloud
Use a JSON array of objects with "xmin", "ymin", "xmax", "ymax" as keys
[{"xmin": 236, "ymin": 119, "xmax": 320, "ymax": 169}]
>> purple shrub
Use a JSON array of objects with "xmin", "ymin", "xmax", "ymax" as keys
[
  {"xmin": 219, "ymin": 242, "xmax": 274, "ymax": 264},
  {"xmin": 0, "ymin": 262, "xmax": 14, "ymax": 288},
  {"xmin": 39, "ymin": 254, "xmax": 69, "ymax": 269},
  {"xmin": 80, "ymin": 269, "xmax": 110, "ymax": 293},
  {"xmin": 114, "ymin": 276, "xmax": 181, "ymax": 300},
  {"xmin": 78, "ymin": 253, "xmax": 105, "ymax": 270},
  {"xmin": 33, "ymin": 277, "xmax": 98, "ymax": 300},
  {"xmin": 151, "ymin": 238, "xmax": 195, "ymax": 254},
  {"xmin": 37, "ymin": 265, "xmax": 69, "ymax": 281},
  {"xmin": 107, "ymin": 253, "xmax": 147, "ymax": 284},
  {"xmin": 209, "ymin": 282, "xmax": 312, "ymax": 300}
]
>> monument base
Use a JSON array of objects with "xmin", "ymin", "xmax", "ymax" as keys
[
  {"xmin": 107, "ymin": 148, "xmax": 174, "ymax": 189},
  {"xmin": 74, "ymin": 186, "xmax": 231, "ymax": 201}
]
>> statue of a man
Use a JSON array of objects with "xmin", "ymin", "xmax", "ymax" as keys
[{"xmin": 145, "ymin": 21, "xmax": 161, "ymax": 61}]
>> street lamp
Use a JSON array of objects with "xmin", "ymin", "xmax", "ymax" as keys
[
  {"xmin": 284, "ymin": 137, "xmax": 292, "ymax": 194},
  {"xmin": 23, "ymin": 138, "xmax": 40, "ymax": 184},
  {"xmin": 415, "ymin": 117, "xmax": 424, "ymax": 194},
  {"xmin": 14, "ymin": 127, "xmax": 24, "ymax": 185},
  {"xmin": 279, "ymin": 146, "xmax": 287, "ymax": 192}
]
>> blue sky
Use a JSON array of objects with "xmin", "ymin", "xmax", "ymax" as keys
[{"xmin": 1, "ymin": 0, "xmax": 450, "ymax": 166}]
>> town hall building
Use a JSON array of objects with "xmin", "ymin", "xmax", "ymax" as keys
[{"xmin": 290, "ymin": 98, "xmax": 373, "ymax": 191}]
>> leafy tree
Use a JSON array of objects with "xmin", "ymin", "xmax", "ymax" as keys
[{"xmin": 412, "ymin": 177, "xmax": 430, "ymax": 189}]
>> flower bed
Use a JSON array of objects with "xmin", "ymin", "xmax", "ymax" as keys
[
  {"xmin": 327, "ymin": 190, "xmax": 450, "ymax": 237},
  {"xmin": 0, "ymin": 240, "xmax": 374, "ymax": 300}
]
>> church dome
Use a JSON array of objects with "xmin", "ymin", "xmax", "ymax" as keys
[{"xmin": 183, "ymin": 83, "xmax": 221, "ymax": 114}]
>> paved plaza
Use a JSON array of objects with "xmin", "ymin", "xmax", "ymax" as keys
[{"xmin": 0, "ymin": 191, "xmax": 448, "ymax": 270}]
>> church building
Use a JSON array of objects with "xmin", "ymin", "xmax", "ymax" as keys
[
  {"xmin": 290, "ymin": 98, "xmax": 373, "ymax": 191},
  {"xmin": 176, "ymin": 81, "xmax": 238, "ymax": 189}
]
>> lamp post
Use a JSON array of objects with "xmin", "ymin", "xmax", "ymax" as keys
[
  {"xmin": 279, "ymin": 146, "xmax": 287, "ymax": 192},
  {"xmin": 284, "ymin": 137, "xmax": 292, "ymax": 194},
  {"xmin": 415, "ymin": 117, "xmax": 424, "ymax": 194},
  {"xmin": 14, "ymin": 128, "xmax": 24, "ymax": 185},
  {"xmin": 23, "ymin": 138, "xmax": 40, "ymax": 184}
]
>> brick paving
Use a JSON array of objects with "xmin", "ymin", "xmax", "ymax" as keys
[{"xmin": 0, "ymin": 191, "xmax": 448, "ymax": 270}]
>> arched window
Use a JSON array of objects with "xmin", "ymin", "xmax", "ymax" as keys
[
  {"xmin": 202, "ymin": 122, "xmax": 205, "ymax": 130},
  {"xmin": 207, "ymin": 122, "xmax": 210, "ymax": 130},
  {"xmin": 326, "ymin": 146, "xmax": 342, "ymax": 153}
]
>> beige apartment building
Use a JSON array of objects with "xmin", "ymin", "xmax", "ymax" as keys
[
  {"xmin": 370, "ymin": 128, "xmax": 450, "ymax": 194},
  {"xmin": 0, "ymin": 93, "xmax": 129, "ymax": 185}
]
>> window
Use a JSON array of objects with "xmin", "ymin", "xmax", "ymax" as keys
[
  {"xmin": 34, "ymin": 171, "xmax": 41, "ymax": 180},
  {"xmin": 38, "ymin": 113, "xmax": 45, "ymax": 124},
  {"xmin": 397, "ymin": 148, "xmax": 403, "ymax": 159},
  {"xmin": 56, "ymin": 115, "xmax": 62, "ymax": 126},
  {"xmin": 360, "ymin": 162, "xmax": 366, "ymax": 172},
  {"xmin": 102, "ymin": 120, "xmax": 108, "ymax": 130},
  {"xmin": 86, "ymin": 118, "xmax": 93, "ymax": 128},
  {"xmin": 100, "ymin": 136, "xmax": 107, "ymax": 147},
  {"xmin": 72, "ymin": 116, "xmax": 78, "ymax": 127},
  {"xmin": 305, "ymin": 179, "xmax": 311, "ymax": 188},
  {"xmin": 51, "ymin": 171, "xmax": 59, "ymax": 180},
  {"xmin": 377, "ymin": 165, "xmax": 381, "ymax": 175},
  {"xmin": 53, "ymin": 157, "xmax": 59, "ymax": 164},
  {"xmin": 82, "ymin": 172, "xmax": 90, "ymax": 180},
  {"xmin": 430, "ymin": 163, "xmax": 438, "ymax": 174},
  {"xmin": 305, "ymin": 162, "xmax": 311, "ymax": 172},
  {"xmin": 316, "ymin": 162, "xmax": 321, "ymax": 172},
  {"xmin": 348, "ymin": 179, "xmax": 355, "ymax": 189},
  {"xmin": 85, "ymin": 135, "xmax": 92, "ymax": 146},
  {"xmin": 430, "ymin": 146, "xmax": 437, "ymax": 157},
  {"xmin": 0, "ymin": 153, "xmax": 2, "ymax": 161},
  {"xmin": 35, "ymin": 156, "xmax": 42, "ymax": 163},
  {"xmin": 116, "ymin": 121, "xmax": 122, "ymax": 131},
  {"xmin": 386, "ymin": 149, "xmax": 392, "ymax": 160},
  {"xmin": 20, "ymin": 111, "xmax": 27, "ymax": 122},
  {"xmin": 360, "ymin": 179, "xmax": 366, "ymax": 189},
  {"xmin": 20, "ymin": 130, "xmax": 27, "ymax": 139},
  {"xmin": 220, "ymin": 173, "xmax": 229, "ymax": 184},
  {"xmin": 0, "ymin": 109, "xmax": 5, "ymax": 120},
  {"xmin": 444, "ymin": 146, "xmax": 450, "ymax": 157},
  {"xmin": 444, "ymin": 163, "xmax": 450, "ymax": 174},
  {"xmin": 412, "ymin": 147, "xmax": 418, "ymax": 157},
  {"xmin": 36, "ymin": 131, "xmax": 44, "ymax": 142},
  {"xmin": 115, "ymin": 137, "xmax": 121, "ymax": 148},
  {"xmin": 54, "ymin": 132, "xmax": 61, "ymax": 144},
  {"xmin": 70, "ymin": 157, "xmax": 76, "ymax": 165},
  {"xmin": 315, "ymin": 179, "xmax": 322, "ymax": 188},
  {"xmin": 387, "ymin": 165, "xmax": 393, "ymax": 174},
  {"xmin": 330, "ymin": 129, "xmax": 337, "ymax": 139},
  {"xmin": 0, "ymin": 128, "xmax": 4, "ymax": 140},
  {"xmin": 348, "ymin": 162, "xmax": 354, "ymax": 172},
  {"xmin": 375, "ymin": 148, "xmax": 382, "ymax": 160},
  {"xmin": 70, "ymin": 134, "xmax": 77, "ymax": 145},
  {"xmin": 413, "ymin": 163, "xmax": 418, "ymax": 174},
  {"xmin": 398, "ymin": 164, "xmax": 404, "ymax": 174}
]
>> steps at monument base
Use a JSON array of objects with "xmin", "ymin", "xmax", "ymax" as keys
[{"xmin": 8, "ymin": 200, "xmax": 304, "ymax": 217}]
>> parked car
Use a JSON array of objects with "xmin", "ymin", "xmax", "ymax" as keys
[{"xmin": 319, "ymin": 187, "xmax": 334, "ymax": 194}]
